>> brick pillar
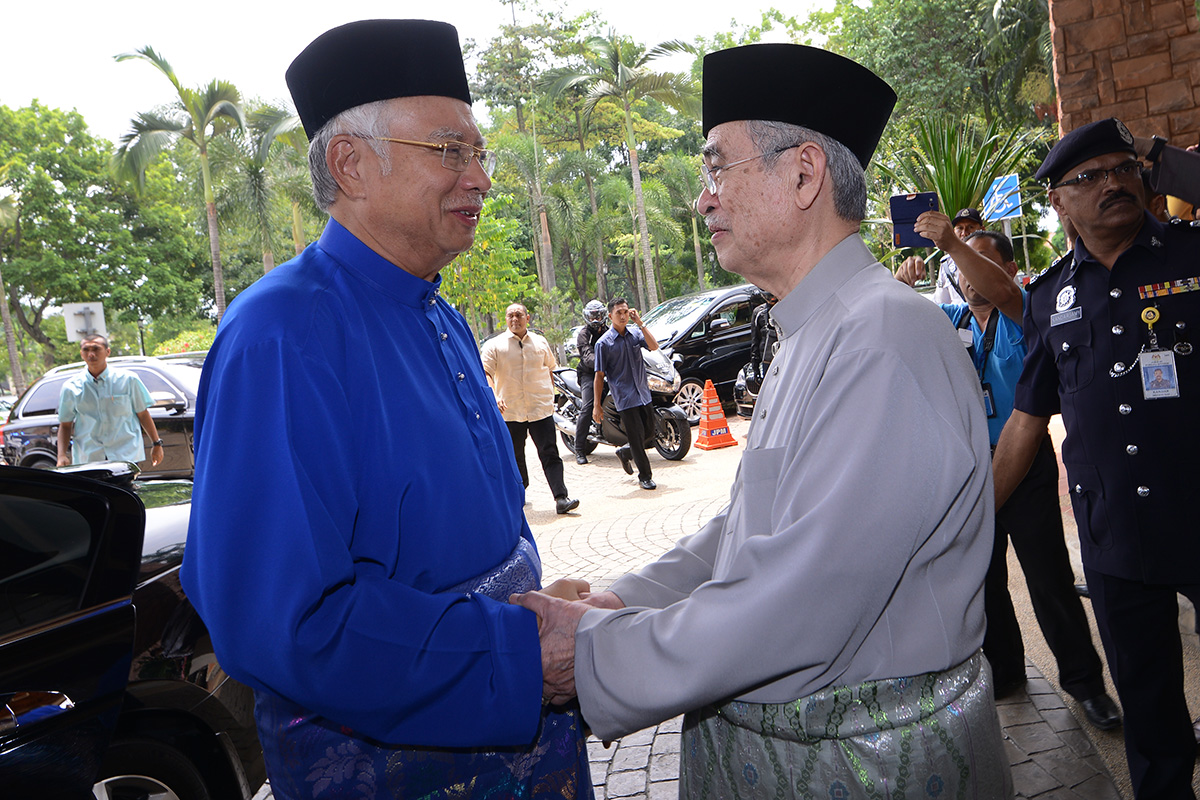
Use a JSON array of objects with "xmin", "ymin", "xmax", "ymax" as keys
[{"xmin": 1049, "ymin": 0, "xmax": 1200, "ymax": 141}]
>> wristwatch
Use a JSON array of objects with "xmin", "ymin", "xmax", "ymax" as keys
[
  {"xmin": 152, "ymin": 439, "xmax": 164, "ymax": 447},
  {"xmin": 1147, "ymin": 135, "xmax": 1168, "ymax": 163}
]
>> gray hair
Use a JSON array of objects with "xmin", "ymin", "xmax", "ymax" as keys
[
  {"xmin": 307, "ymin": 100, "xmax": 397, "ymax": 211},
  {"xmin": 745, "ymin": 120, "xmax": 867, "ymax": 222}
]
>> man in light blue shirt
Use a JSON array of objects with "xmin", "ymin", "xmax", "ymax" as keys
[{"xmin": 56, "ymin": 334, "xmax": 163, "ymax": 467}]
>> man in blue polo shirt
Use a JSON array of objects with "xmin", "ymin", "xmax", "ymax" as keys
[
  {"xmin": 897, "ymin": 220, "xmax": 1118, "ymax": 731},
  {"xmin": 593, "ymin": 297, "xmax": 661, "ymax": 489}
]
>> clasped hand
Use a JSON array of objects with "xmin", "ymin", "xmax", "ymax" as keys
[{"xmin": 509, "ymin": 579, "xmax": 624, "ymax": 706}]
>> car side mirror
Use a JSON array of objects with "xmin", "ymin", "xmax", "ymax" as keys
[
  {"xmin": 709, "ymin": 318, "xmax": 731, "ymax": 333},
  {"xmin": 150, "ymin": 392, "xmax": 186, "ymax": 413}
]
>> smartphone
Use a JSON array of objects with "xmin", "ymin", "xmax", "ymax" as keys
[{"xmin": 890, "ymin": 192, "xmax": 940, "ymax": 248}]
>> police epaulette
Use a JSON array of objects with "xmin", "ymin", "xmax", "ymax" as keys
[{"xmin": 1026, "ymin": 252, "xmax": 1072, "ymax": 290}]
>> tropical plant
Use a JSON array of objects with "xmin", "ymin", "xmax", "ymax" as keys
[
  {"xmin": 653, "ymin": 153, "xmax": 708, "ymax": 290},
  {"xmin": 215, "ymin": 104, "xmax": 306, "ymax": 274},
  {"xmin": 112, "ymin": 46, "xmax": 246, "ymax": 319},
  {"xmin": 541, "ymin": 31, "xmax": 700, "ymax": 308},
  {"xmin": 0, "ymin": 163, "xmax": 23, "ymax": 394},
  {"xmin": 875, "ymin": 116, "xmax": 1045, "ymax": 218}
]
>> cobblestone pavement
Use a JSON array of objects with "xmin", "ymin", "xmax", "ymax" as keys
[{"xmin": 255, "ymin": 413, "xmax": 1127, "ymax": 800}]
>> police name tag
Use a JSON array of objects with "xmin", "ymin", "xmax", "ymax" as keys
[
  {"xmin": 1050, "ymin": 308, "xmax": 1082, "ymax": 326},
  {"xmin": 1140, "ymin": 350, "xmax": 1180, "ymax": 399}
]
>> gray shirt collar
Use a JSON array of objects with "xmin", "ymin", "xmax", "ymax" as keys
[{"xmin": 770, "ymin": 234, "xmax": 878, "ymax": 339}]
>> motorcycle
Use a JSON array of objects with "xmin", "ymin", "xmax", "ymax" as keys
[{"xmin": 552, "ymin": 349, "xmax": 692, "ymax": 461}]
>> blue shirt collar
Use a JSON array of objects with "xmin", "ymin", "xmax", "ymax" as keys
[{"xmin": 317, "ymin": 219, "xmax": 444, "ymax": 309}]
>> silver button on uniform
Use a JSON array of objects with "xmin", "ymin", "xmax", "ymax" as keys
[
  {"xmin": 1112, "ymin": 325, "xmax": 1124, "ymax": 335},
  {"xmin": 1062, "ymin": 342, "xmax": 1070, "ymax": 352},
  {"xmin": 1110, "ymin": 288, "xmax": 1122, "ymax": 299},
  {"xmin": 1126, "ymin": 444, "xmax": 1139, "ymax": 455},
  {"xmin": 1137, "ymin": 486, "xmax": 1150, "ymax": 497},
  {"xmin": 1119, "ymin": 404, "xmax": 1132, "ymax": 415},
  {"xmin": 1075, "ymin": 484, "xmax": 1083, "ymax": 494},
  {"xmin": 1113, "ymin": 362, "xmax": 1125, "ymax": 372}
]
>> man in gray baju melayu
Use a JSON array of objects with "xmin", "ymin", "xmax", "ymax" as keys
[{"xmin": 514, "ymin": 43, "xmax": 1011, "ymax": 799}]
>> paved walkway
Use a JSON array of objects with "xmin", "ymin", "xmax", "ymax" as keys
[{"xmin": 255, "ymin": 413, "xmax": 1133, "ymax": 799}]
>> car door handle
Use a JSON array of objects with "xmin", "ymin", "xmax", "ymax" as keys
[{"xmin": 0, "ymin": 691, "xmax": 75, "ymax": 732}]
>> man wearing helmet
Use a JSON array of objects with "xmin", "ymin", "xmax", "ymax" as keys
[{"xmin": 573, "ymin": 300, "xmax": 608, "ymax": 464}]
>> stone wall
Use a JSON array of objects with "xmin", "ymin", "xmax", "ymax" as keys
[{"xmin": 1049, "ymin": 0, "xmax": 1200, "ymax": 141}]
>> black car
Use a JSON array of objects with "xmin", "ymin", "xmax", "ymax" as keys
[
  {"xmin": 639, "ymin": 285, "xmax": 766, "ymax": 417},
  {"xmin": 0, "ymin": 354, "xmax": 202, "ymax": 478},
  {"xmin": 0, "ymin": 463, "xmax": 265, "ymax": 798}
]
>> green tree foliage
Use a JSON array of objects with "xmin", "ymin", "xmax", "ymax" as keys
[
  {"xmin": 0, "ymin": 103, "xmax": 205, "ymax": 371},
  {"xmin": 440, "ymin": 196, "xmax": 537, "ymax": 339},
  {"xmin": 113, "ymin": 46, "xmax": 246, "ymax": 319}
]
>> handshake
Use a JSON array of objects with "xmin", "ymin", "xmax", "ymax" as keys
[{"xmin": 510, "ymin": 579, "xmax": 625, "ymax": 706}]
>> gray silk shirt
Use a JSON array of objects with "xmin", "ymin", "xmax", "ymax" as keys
[{"xmin": 574, "ymin": 235, "xmax": 995, "ymax": 740}]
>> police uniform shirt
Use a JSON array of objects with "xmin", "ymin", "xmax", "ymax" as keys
[{"xmin": 1014, "ymin": 210, "xmax": 1200, "ymax": 584}]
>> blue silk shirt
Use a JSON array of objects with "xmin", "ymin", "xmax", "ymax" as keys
[{"xmin": 180, "ymin": 219, "xmax": 542, "ymax": 746}]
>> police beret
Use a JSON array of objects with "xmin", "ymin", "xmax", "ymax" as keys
[
  {"xmin": 1036, "ymin": 118, "xmax": 1138, "ymax": 186},
  {"xmin": 953, "ymin": 208, "xmax": 984, "ymax": 226},
  {"xmin": 286, "ymin": 19, "xmax": 472, "ymax": 139},
  {"xmin": 702, "ymin": 44, "xmax": 896, "ymax": 169}
]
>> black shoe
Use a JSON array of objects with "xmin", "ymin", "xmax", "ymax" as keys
[
  {"xmin": 555, "ymin": 496, "xmax": 580, "ymax": 514},
  {"xmin": 1081, "ymin": 693, "xmax": 1121, "ymax": 730},
  {"xmin": 639, "ymin": 479, "xmax": 657, "ymax": 490},
  {"xmin": 616, "ymin": 447, "xmax": 634, "ymax": 475},
  {"xmin": 575, "ymin": 454, "xmax": 588, "ymax": 464},
  {"xmin": 993, "ymin": 676, "xmax": 1027, "ymax": 700}
]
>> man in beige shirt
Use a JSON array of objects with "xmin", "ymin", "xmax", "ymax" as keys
[{"xmin": 481, "ymin": 303, "xmax": 579, "ymax": 514}]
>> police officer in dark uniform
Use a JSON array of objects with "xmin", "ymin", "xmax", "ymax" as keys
[
  {"xmin": 993, "ymin": 118, "xmax": 1200, "ymax": 800},
  {"xmin": 573, "ymin": 300, "xmax": 607, "ymax": 464},
  {"xmin": 746, "ymin": 289, "xmax": 778, "ymax": 387}
]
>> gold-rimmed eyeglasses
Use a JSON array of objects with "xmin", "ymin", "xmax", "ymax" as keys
[
  {"xmin": 366, "ymin": 136, "xmax": 498, "ymax": 177},
  {"xmin": 700, "ymin": 144, "xmax": 800, "ymax": 195}
]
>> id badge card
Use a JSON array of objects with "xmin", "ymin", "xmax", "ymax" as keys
[
  {"xmin": 1140, "ymin": 350, "xmax": 1180, "ymax": 399},
  {"xmin": 981, "ymin": 382, "xmax": 996, "ymax": 418}
]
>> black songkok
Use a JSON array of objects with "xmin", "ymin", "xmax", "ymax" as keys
[
  {"xmin": 286, "ymin": 19, "xmax": 472, "ymax": 139},
  {"xmin": 702, "ymin": 44, "xmax": 897, "ymax": 169},
  {"xmin": 1036, "ymin": 118, "xmax": 1138, "ymax": 187}
]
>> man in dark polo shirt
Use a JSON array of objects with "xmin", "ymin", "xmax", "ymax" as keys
[
  {"xmin": 593, "ymin": 297, "xmax": 661, "ymax": 489},
  {"xmin": 993, "ymin": 117, "xmax": 1200, "ymax": 800}
]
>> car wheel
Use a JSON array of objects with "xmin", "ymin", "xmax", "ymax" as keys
[
  {"xmin": 675, "ymin": 379, "xmax": 706, "ymax": 419},
  {"xmin": 26, "ymin": 456, "xmax": 56, "ymax": 470},
  {"xmin": 93, "ymin": 738, "xmax": 211, "ymax": 800},
  {"xmin": 654, "ymin": 414, "xmax": 692, "ymax": 461},
  {"xmin": 560, "ymin": 431, "xmax": 597, "ymax": 456}
]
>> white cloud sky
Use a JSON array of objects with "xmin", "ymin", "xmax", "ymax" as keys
[{"xmin": 4, "ymin": 0, "xmax": 827, "ymax": 144}]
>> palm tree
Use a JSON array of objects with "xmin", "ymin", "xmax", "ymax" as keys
[
  {"xmin": 113, "ymin": 46, "xmax": 246, "ymax": 319},
  {"xmin": 495, "ymin": 131, "xmax": 557, "ymax": 295},
  {"xmin": 655, "ymin": 153, "xmax": 708, "ymax": 291},
  {"xmin": 542, "ymin": 31, "xmax": 699, "ymax": 308},
  {"xmin": 0, "ymin": 163, "xmax": 24, "ymax": 394},
  {"xmin": 216, "ymin": 105, "xmax": 306, "ymax": 274}
]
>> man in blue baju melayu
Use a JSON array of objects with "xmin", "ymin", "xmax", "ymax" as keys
[{"xmin": 180, "ymin": 19, "xmax": 591, "ymax": 800}]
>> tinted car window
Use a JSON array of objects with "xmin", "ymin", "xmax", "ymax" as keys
[
  {"xmin": 0, "ymin": 492, "xmax": 98, "ymax": 636},
  {"xmin": 20, "ymin": 377, "xmax": 68, "ymax": 417},
  {"xmin": 714, "ymin": 300, "xmax": 753, "ymax": 328},
  {"xmin": 128, "ymin": 367, "xmax": 184, "ymax": 402}
]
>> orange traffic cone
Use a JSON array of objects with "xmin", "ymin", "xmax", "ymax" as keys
[{"xmin": 694, "ymin": 379, "xmax": 738, "ymax": 450}]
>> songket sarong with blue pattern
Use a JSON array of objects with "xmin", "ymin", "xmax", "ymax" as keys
[
  {"xmin": 254, "ymin": 539, "xmax": 594, "ymax": 800},
  {"xmin": 681, "ymin": 650, "xmax": 1012, "ymax": 799}
]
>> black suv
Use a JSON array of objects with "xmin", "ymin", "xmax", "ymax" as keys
[
  {"xmin": 0, "ymin": 354, "xmax": 202, "ymax": 477},
  {"xmin": 639, "ymin": 285, "xmax": 766, "ymax": 417},
  {"xmin": 0, "ymin": 463, "xmax": 265, "ymax": 798}
]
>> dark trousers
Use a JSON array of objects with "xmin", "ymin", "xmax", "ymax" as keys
[
  {"xmin": 983, "ymin": 435, "xmax": 1106, "ymax": 700},
  {"xmin": 1086, "ymin": 568, "xmax": 1200, "ymax": 800},
  {"xmin": 575, "ymin": 375, "xmax": 595, "ymax": 454},
  {"xmin": 506, "ymin": 417, "xmax": 568, "ymax": 499},
  {"xmin": 617, "ymin": 403, "xmax": 654, "ymax": 481}
]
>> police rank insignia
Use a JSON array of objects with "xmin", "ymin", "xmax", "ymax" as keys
[{"xmin": 1056, "ymin": 286, "xmax": 1076, "ymax": 311}]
